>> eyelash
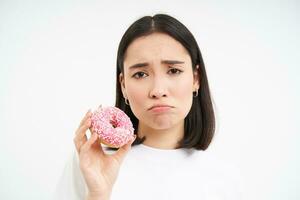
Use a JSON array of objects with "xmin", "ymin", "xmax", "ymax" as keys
[{"xmin": 132, "ymin": 68, "xmax": 183, "ymax": 79}]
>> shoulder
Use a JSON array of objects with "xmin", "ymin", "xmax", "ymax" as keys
[
  {"xmin": 192, "ymin": 150, "xmax": 239, "ymax": 171},
  {"xmin": 188, "ymin": 149, "xmax": 243, "ymax": 185},
  {"xmin": 191, "ymin": 150, "xmax": 244, "ymax": 199}
]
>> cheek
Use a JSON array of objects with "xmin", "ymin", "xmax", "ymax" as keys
[
  {"xmin": 126, "ymin": 82, "xmax": 145, "ymax": 107},
  {"xmin": 125, "ymin": 82, "xmax": 147, "ymax": 121},
  {"xmin": 173, "ymin": 75, "xmax": 194, "ymax": 114},
  {"xmin": 176, "ymin": 84, "xmax": 192, "ymax": 97},
  {"xmin": 174, "ymin": 75, "xmax": 194, "ymax": 97}
]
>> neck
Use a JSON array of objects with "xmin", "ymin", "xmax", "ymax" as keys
[{"xmin": 137, "ymin": 120, "xmax": 184, "ymax": 149}]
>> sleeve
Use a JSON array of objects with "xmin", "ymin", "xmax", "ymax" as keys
[{"xmin": 52, "ymin": 150, "xmax": 88, "ymax": 200}]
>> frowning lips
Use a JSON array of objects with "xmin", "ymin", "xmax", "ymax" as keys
[{"xmin": 148, "ymin": 104, "xmax": 174, "ymax": 110}]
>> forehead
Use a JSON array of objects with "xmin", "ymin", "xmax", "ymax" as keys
[{"xmin": 124, "ymin": 32, "xmax": 190, "ymax": 67}]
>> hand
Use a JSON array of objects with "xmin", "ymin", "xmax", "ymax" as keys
[{"xmin": 73, "ymin": 109, "xmax": 136, "ymax": 198}]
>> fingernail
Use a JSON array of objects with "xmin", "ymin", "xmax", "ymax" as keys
[{"xmin": 132, "ymin": 135, "xmax": 137, "ymax": 142}]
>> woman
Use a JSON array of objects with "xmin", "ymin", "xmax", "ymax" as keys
[{"xmin": 55, "ymin": 13, "xmax": 242, "ymax": 200}]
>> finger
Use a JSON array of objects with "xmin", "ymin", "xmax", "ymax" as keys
[
  {"xmin": 74, "ymin": 118, "xmax": 91, "ymax": 153},
  {"xmin": 114, "ymin": 135, "xmax": 136, "ymax": 164},
  {"xmin": 78, "ymin": 109, "xmax": 92, "ymax": 129},
  {"xmin": 89, "ymin": 128, "xmax": 105, "ymax": 155},
  {"xmin": 75, "ymin": 117, "xmax": 91, "ymax": 140},
  {"xmin": 80, "ymin": 132, "xmax": 100, "ymax": 153}
]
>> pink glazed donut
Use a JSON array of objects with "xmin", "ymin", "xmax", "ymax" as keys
[{"xmin": 90, "ymin": 106, "xmax": 135, "ymax": 148}]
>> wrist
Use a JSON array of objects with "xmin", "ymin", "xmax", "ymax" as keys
[{"xmin": 86, "ymin": 192, "xmax": 111, "ymax": 200}]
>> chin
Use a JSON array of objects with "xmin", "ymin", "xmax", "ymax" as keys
[{"xmin": 150, "ymin": 119, "xmax": 177, "ymax": 130}]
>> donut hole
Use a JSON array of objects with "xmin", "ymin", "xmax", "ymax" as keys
[{"xmin": 110, "ymin": 120, "xmax": 118, "ymax": 128}]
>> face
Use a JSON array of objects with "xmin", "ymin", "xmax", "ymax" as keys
[{"xmin": 119, "ymin": 32, "xmax": 199, "ymax": 130}]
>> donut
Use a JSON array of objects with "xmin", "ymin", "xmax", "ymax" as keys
[{"xmin": 90, "ymin": 106, "xmax": 135, "ymax": 148}]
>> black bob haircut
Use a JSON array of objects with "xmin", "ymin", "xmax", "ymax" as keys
[{"xmin": 109, "ymin": 13, "xmax": 215, "ymax": 151}]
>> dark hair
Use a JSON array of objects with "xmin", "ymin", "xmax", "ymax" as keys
[{"xmin": 111, "ymin": 13, "xmax": 215, "ymax": 151}]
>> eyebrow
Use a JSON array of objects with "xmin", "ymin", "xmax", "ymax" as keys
[{"xmin": 128, "ymin": 60, "xmax": 185, "ymax": 70}]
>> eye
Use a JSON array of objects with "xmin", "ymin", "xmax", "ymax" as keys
[
  {"xmin": 168, "ymin": 68, "xmax": 183, "ymax": 75},
  {"xmin": 132, "ymin": 71, "xmax": 148, "ymax": 79}
]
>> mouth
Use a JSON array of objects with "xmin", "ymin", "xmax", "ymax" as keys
[{"xmin": 148, "ymin": 105, "xmax": 173, "ymax": 112}]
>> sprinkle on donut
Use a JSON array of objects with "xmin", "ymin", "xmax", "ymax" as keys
[{"xmin": 90, "ymin": 106, "xmax": 135, "ymax": 148}]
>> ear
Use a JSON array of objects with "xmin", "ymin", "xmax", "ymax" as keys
[
  {"xmin": 193, "ymin": 65, "xmax": 200, "ymax": 90},
  {"xmin": 119, "ymin": 73, "xmax": 127, "ymax": 98}
]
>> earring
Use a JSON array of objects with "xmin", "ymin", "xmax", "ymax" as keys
[
  {"xmin": 125, "ymin": 98, "xmax": 130, "ymax": 105},
  {"xmin": 193, "ymin": 90, "xmax": 198, "ymax": 97}
]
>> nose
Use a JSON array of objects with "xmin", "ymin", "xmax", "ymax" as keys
[{"xmin": 149, "ymin": 77, "xmax": 168, "ymax": 99}]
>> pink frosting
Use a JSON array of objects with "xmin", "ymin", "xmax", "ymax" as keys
[{"xmin": 91, "ymin": 106, "xmax": 135, "ymax": 148}]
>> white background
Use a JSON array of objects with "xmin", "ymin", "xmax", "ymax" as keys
[{"xmin": 0, "ymin": 0, "xmax": 299, "ymax": 199}]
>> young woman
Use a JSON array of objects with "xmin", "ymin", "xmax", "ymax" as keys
[{"xmin": 55, "ymin": 14, "xmax": 242, "ymax": 200}]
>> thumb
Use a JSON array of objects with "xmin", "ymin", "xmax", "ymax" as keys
[{"xmin": 114, "ymin": 135, "xmax": 136, "ymax": 164}]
